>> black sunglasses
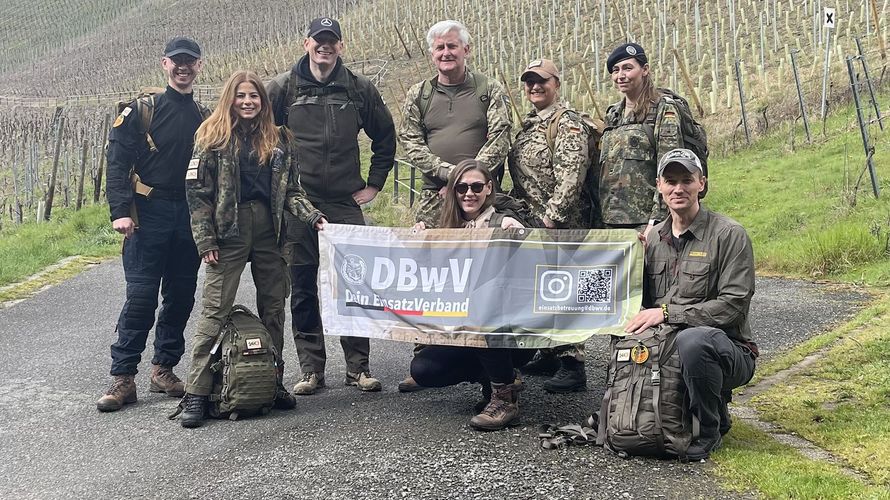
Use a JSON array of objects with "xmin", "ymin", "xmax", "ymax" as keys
[{"xmin": 455, "ymin": 182, "xmax": 487, "ymax": 195}]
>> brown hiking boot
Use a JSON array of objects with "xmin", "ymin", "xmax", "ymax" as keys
[
  {"xmin": 293, "ymin": 372, "xmax": 325, "ymax": 395},
  {"xmin": 345, "ymin": 371, "xmax": 382, "ymax": 392},
  {"xmin": 149, "ymin": 365, "xmax": 185, "ymax": 397},
  {"xmin": 97, "ymin": 375, "xmax": 137, "ymax": 412},
  {"xmin": 470, "ymin": 382, "xmax": 520, "ymax": 431},
  {"xmin": 398, "ymin": 376, "xmax": 426, "ymax": 393},
  {"xmin": 475, "ymin": 371, "xmax": 523, "ymax": 413}
]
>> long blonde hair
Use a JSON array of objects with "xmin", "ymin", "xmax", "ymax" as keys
[
  {"xmin": 625, "ymin": 63, "xmax": 662, "ymax": 123},
  {"xmin": 438, "ymin": 159, "xmax": 495, "ymax": 229},
  {"xmin": 194, "ymin": 70, "xmax": 280, "ymax": 165}
]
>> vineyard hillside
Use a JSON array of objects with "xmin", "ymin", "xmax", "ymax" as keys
[{"xmin": 0, "ymin": 0, "xmax": 887, "ymax": 225}]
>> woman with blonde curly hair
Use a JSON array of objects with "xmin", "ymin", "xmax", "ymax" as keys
[{"xmin": 177, "ymin": 70, "xmax": 325, "ymax": 428}]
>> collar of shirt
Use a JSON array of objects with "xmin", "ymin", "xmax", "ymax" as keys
[
  {"xmin": 658, "ymin": 206, "xmax": 710, "ymax": 242},
  {"xmin": 463, "ymin": 205, "xmax": 496, "ymax": 228},
  {"xmin": 165, "ymin": 85, "xmax": 195, "ymax": 103}
]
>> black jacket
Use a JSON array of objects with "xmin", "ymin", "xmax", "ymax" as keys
[
  {"xmin": 106, "ymin": 86, "xmax": 205, "ymax": 220},
  {"xmin": 267, "ymin": 56, "xmax": 396, "ymax": 203}
]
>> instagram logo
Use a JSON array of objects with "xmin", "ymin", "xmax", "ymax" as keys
[{"xmin": 540, "ymin": 270, "xmax": 573, "ymax": 302}]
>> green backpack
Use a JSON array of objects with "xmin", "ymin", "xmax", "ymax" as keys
[
  {"xmin": 207, "ymin": 305, "xmax": 279, "ymax": 420},
  {"xmin": 595, "ymin": 325, "xmax": 697, "ymax": 459}
]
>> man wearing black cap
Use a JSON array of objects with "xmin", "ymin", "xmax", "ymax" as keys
[
  {"xmin": 624, "ymin": 148, "xmax": 756, "ymax": 461},
  {"xmin": 98, "ymin": 37, "xmax": 210, "ymax": 412},
  {"xmin": 267, "ymin": 17, "xmax": 396, "ymax": 395}
]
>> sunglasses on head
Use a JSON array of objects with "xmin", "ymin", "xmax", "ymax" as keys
[{"xmin": 455, "ymin": 182, "xmax": 487, "ymax": 195}]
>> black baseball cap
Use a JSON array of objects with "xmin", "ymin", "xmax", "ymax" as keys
[
  {"xmin": 164, "ymin": 37, "xmax": 201, "ymax": 59},
  {"xmin": 606, "ymin": 42, "xmax": 647, "ymax": 72},
  {"xmin": 307, "ymin": 17, "xmax": 342, "ymax": 40}
]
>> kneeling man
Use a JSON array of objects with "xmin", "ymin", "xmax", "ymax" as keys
[{"xmin": 624, "ymin": 148, "xmax": 757, "ymax": 461}]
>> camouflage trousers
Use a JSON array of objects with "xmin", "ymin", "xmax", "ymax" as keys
[
  {"xmin": 550, "ymin": 343, "xmax": 585, "ymax": 362},
  {"xmin": 415, "ymin": 189, "xmax": 443, "ymax": 227}
]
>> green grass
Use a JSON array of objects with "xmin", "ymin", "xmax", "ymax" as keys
[
  {"xmin": 0, "ymin": 204, "xmax": 119, "ymax": 287},
  {"xmin": 715, "ymin": 422, "xmax": 890, "ymax": 499},
  {"xmin": 748, "ymin": 295, "xmax": 890, "ymax": 487},
  {"xmin": 706, "ymin": 97, "xmax": 890, "ymax": 285}
]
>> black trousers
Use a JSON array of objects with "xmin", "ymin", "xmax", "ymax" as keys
[
  {"xmin": 676, "ymin": 327, "xmax": 756, "ymax": 436},
  {"xmin": 410, "ymin": 345, "xmax": 535, "ymax": 386},
  {"xmin": 286, "ymin": 199, "xmax": 370, "ymax": 374}
]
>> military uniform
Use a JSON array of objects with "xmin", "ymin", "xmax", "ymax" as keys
[
  {"xmin": 508, "ymin": 103, "xmax": 589, "ymax": 228},
  {"xmin": 508, "ymin": 103, "xmax": 589, "ymax": 364},
  {"xmin": 266, "ymin": 55, "xmax": 396, "ymax": 378},
  {"xmin": 399, "ymin": 70, "xmax": 512, "ymax": 227},
  {"xmin": 184, "ymin": 135, "xmax": 322, "ymax": 395},
  {"xmin": 599, "ymin": 96, "xmax": 683, "ymax": 226},
  {"xmin": 105, "ymin": 86, "xmax": 206, "ymax": 377}
]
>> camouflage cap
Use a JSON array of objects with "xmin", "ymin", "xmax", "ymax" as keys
[
  {"xmin": 606, "ymin": 43, "xmax": 647, "ymax": 72},
  {"xmin": 658, "ymin": 148, "xmax": 703, "ymax": 177},
  {"xmin": 520, "ymin": 59, "xmax": 560, "ymax": 81}
]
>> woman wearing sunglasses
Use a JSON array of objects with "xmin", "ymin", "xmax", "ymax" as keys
[
  {"xmin": 410, "ymin": 159, "xmax": 534, "ymax": 431},
  {"xmin": 177, "ymin": 70, "xmax": 325, "ymax": 428}
]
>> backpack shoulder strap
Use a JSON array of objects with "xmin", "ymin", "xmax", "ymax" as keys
[
  {"xmin": 137, "ymin": 94, "xmax": 158, "ymax": 153},
  {"xmin": 415, "ymin": 75, "xmax": 437, "ymax": 121},
  {"xmin": 545, "ymin": 108, "xmax": 571, "ymax": 153},
  {"xmin": 471, "ymin": 70, "xmax": 490, "ymax": 107}
]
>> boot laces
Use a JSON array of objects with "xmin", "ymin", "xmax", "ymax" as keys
[
  {"xmin": 184, "ymin": 394, "xmax": 205, "ymax": 413},
  {"xmin": 155, "ymin": 368, "xmax": 182, "ymax": 385},
  {"xmin": 106, "ymin": 378, "xmax": 131, "ymax": 396},
  {"xmin": 480, "ymin": 397, "xmax": 510, "ymax": 417},
  {"xmin": 301, "ymin": 373, "xmax": 315, "ymax": 382}
]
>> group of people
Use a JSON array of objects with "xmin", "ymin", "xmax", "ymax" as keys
[{"xmin": 98, "ymin": 17, "xmax": 757, "ymax": 460}]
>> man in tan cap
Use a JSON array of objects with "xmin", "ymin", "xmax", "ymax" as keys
[{"xmin": 507, "ymin": 58, "xmax": 595, "ymax": 392}]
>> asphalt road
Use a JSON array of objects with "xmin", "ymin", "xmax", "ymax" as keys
[{"xmin": 0, "ymin": 261, "xmax": 869, "ymax": 499}]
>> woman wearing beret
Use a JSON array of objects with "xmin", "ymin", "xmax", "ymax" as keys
[{"xmin": 599, "ymin": 43, "xmax": 703, "ymax": 235}]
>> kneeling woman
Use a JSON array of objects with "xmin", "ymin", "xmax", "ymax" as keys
[
  {"xmin": 179, "ymin": 70, "xmax": 325, "ymax": 428},
  {"xmin": 411, "ymin": 159, "xmax": 534, "ymax": 431}
]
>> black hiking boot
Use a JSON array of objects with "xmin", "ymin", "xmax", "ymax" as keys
[
  {"xmin": 519, "ymin": 350, "xmax": 559, "ymax": 376},
  {"xmin": 180, "ymin": 393, "xmax": 207, "ymax": 429},
  {"xmin": 686, "ymin": 432, "xmax": 723, "ymax": 461},
  {"xmin": 543, "ymin": 357, "xmax": 587, "ymax": 393}
]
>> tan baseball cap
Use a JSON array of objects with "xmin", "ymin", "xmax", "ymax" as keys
[{"xmin": 520, "ymin": 59, "xmax": 560, "ymax": 81}]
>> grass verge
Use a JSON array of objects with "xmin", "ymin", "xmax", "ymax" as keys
[
  {"xmin": 715, "ymin": 422, "xmax": 890, "ymax": 499},
  {"xmin": 0, "ymin": 204, "xmax": 119, "ymax": 288}
]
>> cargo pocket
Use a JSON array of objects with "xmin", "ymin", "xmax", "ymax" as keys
[
  {"xmin": 679, "ymin": 261, "xmax": 709, "ymax": 298},
  {"xmin": 645, "ymin": 260, "xmax": 668, "ymax": 299}
]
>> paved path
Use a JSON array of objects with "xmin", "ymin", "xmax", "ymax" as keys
[{"xmin": 0, "ymin": 261, "xmax": 869, "ymax": 499}]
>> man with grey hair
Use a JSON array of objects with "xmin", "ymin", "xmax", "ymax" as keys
[
  {"xmin": 397, "ymin": 20, "xmax": 513, "ymax": 393},
  {"xmin": 398, "ymin": 19, "xmax": 513, "ymax": 229}
]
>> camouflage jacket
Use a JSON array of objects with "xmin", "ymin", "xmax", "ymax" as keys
[
  {"xmin": 598, "ymin": 96, "xmax": 682, "ymax": 225},
  {"xmin": 508, "ymin": 103, "xmax": 589, "ymax": 229},
  {"xmin": 186, "ymin": 134, "xmax": 322, "ymax": 256},
  {"xmin": 398, "ymin": 70, "xmax": 512, "ymax": 188}
]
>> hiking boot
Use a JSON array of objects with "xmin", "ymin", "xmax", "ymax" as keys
[
  {"xmin": 273, "ymin": 386, "xmax": 298, "ymax": 410},
  {"xmin": 293, "ymin": 372, "xmax": 325, "ymax": 395},
  {"xmin": 180, "ymin": 393, "xmax": 207, "ymax": 429},
  {"xmin": 345, "ymin": 371, "xmax": 382, "ymax": 392},
  {"xmin": 543, "ymin": 357, "xmax": 587, "ymax": 393},
  {"xmin": 398, "ymin": 376, "xmax": 426, "ymax": 393},
  {"xmin": 685, "ymin": 433, "xmax": 723, "ymax": 461},
  {"xmin": 149, "ymin": 364, "xmax": 185, "ymax": 397},
  {"xmin": 470, "ymin": 382, "xmax": 520, "ymax": 431},
  {"xmin": 520, "ymin": 350, "xmax": 559, "ymax": 376},
  {"xmin": 96, "ymin": 375, "xmax": 137, "ymax": 412},
  {"xmin": 475, "ymin": 371, "xmax": 523, "ymax": 413}
]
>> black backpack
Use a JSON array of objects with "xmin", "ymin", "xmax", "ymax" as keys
[{"xmin": 595, "ymin": 325, "xmax": 697, "ymax": 459}]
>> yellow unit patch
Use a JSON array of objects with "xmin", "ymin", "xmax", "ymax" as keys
[
  {"xmin": 688, "ymin": 251, "xmax": 707, "ymax": 257},
  {"xmin": 112, "ymin": 114, "xmax": 125, "ymax": 128}
]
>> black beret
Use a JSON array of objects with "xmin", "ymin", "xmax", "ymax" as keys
[{"xmin": 606, "ymin": 43, "xmax": 647, "ymax": 73}]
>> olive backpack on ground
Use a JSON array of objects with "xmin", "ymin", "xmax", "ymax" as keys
[
  {"xmin": 207, "ymin": 305, "xmax": 279, "ymax": 420},
  {"xmin": 594, "ymin": 325, "xmax": 698, "ymax": 459}
]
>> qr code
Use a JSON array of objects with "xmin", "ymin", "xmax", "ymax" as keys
[{"xmin": 577, "ymin": 269, "xmax": 613, "ymax": 303}]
